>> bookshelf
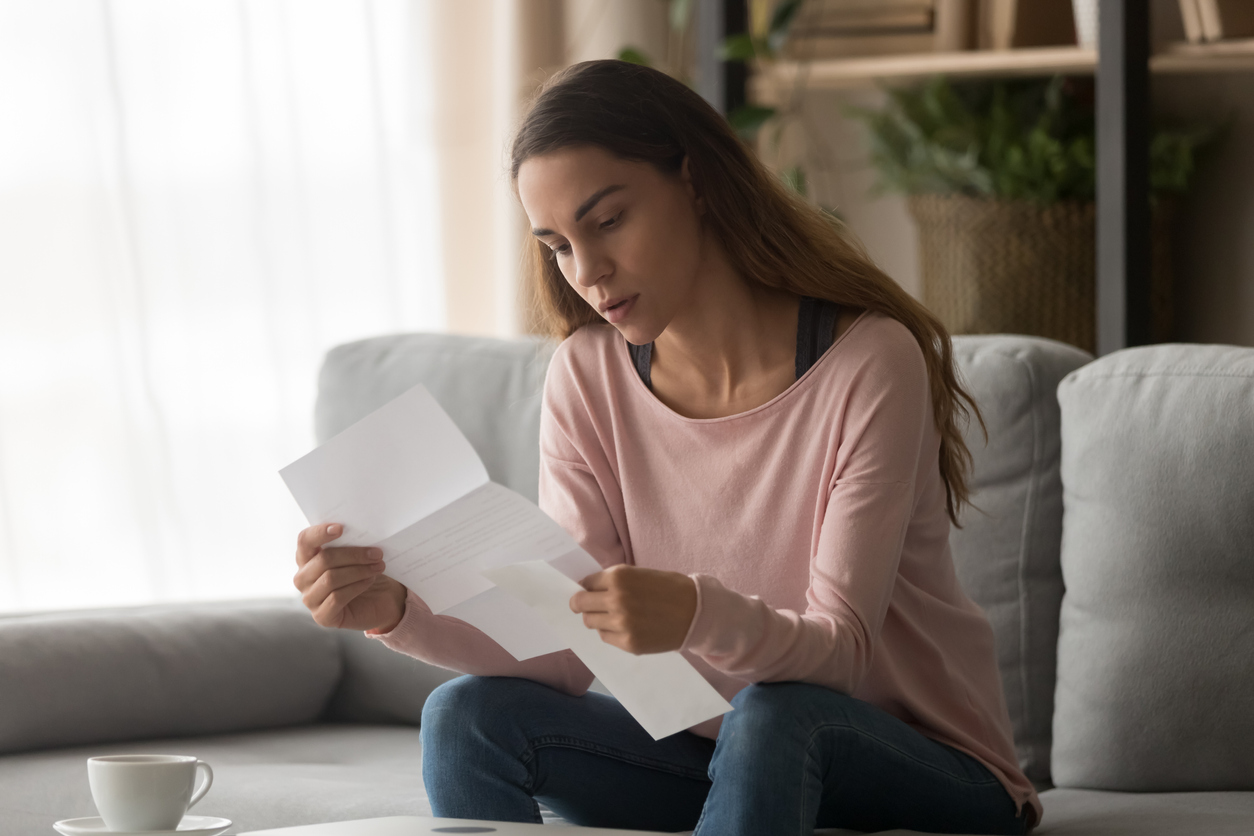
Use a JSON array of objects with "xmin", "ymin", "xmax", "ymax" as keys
[
  {"xmin": 706, "ymin": 0, "xmax": 1254, "ymax": 354},
  {"xmin": 750, "ymin": 39, "xmax": 1254, "ymax": 102}
]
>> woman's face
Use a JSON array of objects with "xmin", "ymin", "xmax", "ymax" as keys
[{"xmin": 516, "ymin": 145, "xmax": 705, "ymax": 345}]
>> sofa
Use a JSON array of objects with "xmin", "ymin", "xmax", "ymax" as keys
[{"xmin": 2, "ymin": 331, "xmax": 1251, "ymax": 836}]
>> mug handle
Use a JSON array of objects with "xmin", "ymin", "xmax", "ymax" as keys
[{"xmin": 188, "ymin": 761, "xmax": 214, "ymax": 810}]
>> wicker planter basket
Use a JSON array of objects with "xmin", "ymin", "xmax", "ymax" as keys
[{"xmin": 907, "ymin": 194, "xmax": 1173, "ymax": 353}]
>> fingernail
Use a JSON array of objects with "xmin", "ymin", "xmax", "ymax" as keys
[
  {"xmin": 327, "ymin": 524, "xmax": 341, "ymax": 536},
  {"xmin": 369, "ymin": 548, "xmax": 383, "ymax": 560}
]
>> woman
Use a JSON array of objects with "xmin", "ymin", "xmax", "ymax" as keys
[{"xmin": 292, "ymin": 60, "xmax": 1039, "ymax": 835}]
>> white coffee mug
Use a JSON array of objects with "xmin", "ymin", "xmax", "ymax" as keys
[{"xmin": 87, "ymin": 754, "xmax": 213, "ymax": 831}]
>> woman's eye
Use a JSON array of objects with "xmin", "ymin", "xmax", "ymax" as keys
[{"xmin": 549, "ymin": 215, "xmax": 617, "ymax": 257}]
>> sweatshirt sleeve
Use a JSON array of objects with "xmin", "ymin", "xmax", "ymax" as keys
[
  {"xmin": 680, "ymin": 335, "xmax": 932, "ymax": 694},
  {"xmin": 367, "ymin": 590, "xmax": 593, "ymax": 695}
]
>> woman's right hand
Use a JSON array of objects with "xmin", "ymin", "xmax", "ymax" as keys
[{"xmin": 294, "ymin": 524, "xmax": 408, "ymax": 633}]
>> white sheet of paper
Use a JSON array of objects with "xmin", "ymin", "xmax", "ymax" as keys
[
  {"xmin": 440, "ymin": 587, "xmax": 567, "ymax": 660},
  {"xmin": 376, "ymin": 482, "xmax": 585, "ymax": 614},
  {"xmin": 280, "ymin": 383, "xmax": 605, "ymax": 662},
  {"xmin": 439, "ymin": 547, "xmax": 601, "ymax": 661},
  {"xmin": 279, "ymin": 386, "xmax": 487, "ymax": 548},
  {"xmin": 482, "ymin": 561, "xmax": 734, "ymax": 740}
]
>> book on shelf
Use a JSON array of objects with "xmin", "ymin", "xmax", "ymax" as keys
[
  {"xmin": 1179, "ymin": 0, "xmax": 1206, "ymax": 43},
  {"xmin": 791, "ymin": 4, "xmax": 935, "ymax": 35},
  {"xmin": 1196, "ymin": 0, "xmax": 1254, "ymax": 41},
  {"xmin": 934, "ymin": 0, "xmax": 978, "ymax": 51},
  {"xmin": 780, "ymin": 0, "xmax": 1080, "ymax": 61},
  {"xmin": 977, "ymin": 0, "xmax": 1077, "ymax": 51},
  {"xmin": 783, "ymin": 0, "xmax": 937, "ymax": 59}
]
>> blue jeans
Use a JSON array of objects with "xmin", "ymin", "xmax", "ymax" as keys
[{"xmin": 420, "ymin": 676, "xmax": 1029, "ymax": 835}]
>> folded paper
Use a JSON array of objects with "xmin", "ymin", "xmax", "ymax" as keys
[{"xmin": 483, "ymin": 561, "xmax": 733, "ymax": 740}]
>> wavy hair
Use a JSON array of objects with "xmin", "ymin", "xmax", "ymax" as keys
[{"xmin": 510, "ymin": 60, "xmax": 984, "ymax": 524}]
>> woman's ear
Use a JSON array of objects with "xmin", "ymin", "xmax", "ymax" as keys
[{"xmin": 679, "ymin": 155, "xmax": 704, "ymax": 214}]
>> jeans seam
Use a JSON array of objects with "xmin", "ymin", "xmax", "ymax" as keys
[
  {"xmin": 515, "ymin": 743, "xmax": 544, "ymax": 824},
  {"xmin": 529, "ymin": 734, "xmax": 711, "ymax": 783},
  {"xmin": 808, "ymin": 721, "xmax": 1001, "ymax": 787}
]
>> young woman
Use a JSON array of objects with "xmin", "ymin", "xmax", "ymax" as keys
[{"xmin": 292, "ymin": 60, "xmax": 1040, "ymax": 835}]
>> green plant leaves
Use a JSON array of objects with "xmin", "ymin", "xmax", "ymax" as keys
[
  {"xmin": 727, "ymin": 104, "xmax": 777, "ymax": 139},
  {"xmin": 670, "ymin": 0, "xmax": 694, "ymax": 34},
  {"xmin": 1150, "ymin": 124, "xmax": 1222, "ymax": 193},
  {"xmin": 780, "ymin": 164, "xmax": 806, "ymax": 195},
  {"xmin": 848, "ymin": 75, "xmax": 1216, "ymax": 202},
  {"xmin": 718, "ymin": 33, "xmax": 761, "ymax": 61},
  {"xmin": 767, "ymin": 0, "xmax": 804, "ymax": 55},
  {"xmin": 616, "ymin": 47, "xmax": 652, "ymax": 67},
  {"xmin": 719, "ymin": 0, "xmax": 803, "ymax": 62}
]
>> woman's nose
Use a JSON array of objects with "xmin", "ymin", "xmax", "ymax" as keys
[{"xmin": 571, "ymin": 246, "xmax": 611, "ymax": 288}]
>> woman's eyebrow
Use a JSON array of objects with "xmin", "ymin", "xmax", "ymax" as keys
[{"xmin": 531, "ymin": 184, "xmax": 627, "ymax": 236}]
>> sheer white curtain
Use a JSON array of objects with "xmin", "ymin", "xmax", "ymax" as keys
[{"xmin": 0, "ymin": 0, "xmax": 449, "ymax": 612}]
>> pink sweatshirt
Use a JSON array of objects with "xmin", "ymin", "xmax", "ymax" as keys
[{"xmin": 372, "ymin": 311, "xmax": 1040, "ymax": 823}]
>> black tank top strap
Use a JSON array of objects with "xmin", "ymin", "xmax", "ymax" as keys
[
  {"xmin": 626, "ymin": 296, "xmax": 839, "ymax": 391},
  {"xmin": 627, "ymin": 341, "xmax": 653, "ymax": 390},
  {"xmin": 796, "ymin": 296, "xmax": 841, "ymax": 379}
]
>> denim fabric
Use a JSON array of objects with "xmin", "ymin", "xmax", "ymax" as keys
[{"xmin": 420, "ymin": 676, "xmax": 1029, "ymax": 835}]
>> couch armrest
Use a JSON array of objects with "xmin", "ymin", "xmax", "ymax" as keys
[{"xmin": 0, "ymin": 599, "xmax": 341, "ymax": 756}]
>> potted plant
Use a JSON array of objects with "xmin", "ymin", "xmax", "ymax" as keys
[{"xmin": 849, "ymin": 76, "xmax": 1217, "ymax": 352}]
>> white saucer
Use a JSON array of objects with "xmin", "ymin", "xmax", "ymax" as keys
[{"xmin": 53, "ymin": 815, "xmax": 232, "ymax": 836}]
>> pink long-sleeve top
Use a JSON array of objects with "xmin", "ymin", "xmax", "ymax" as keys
[{"xmin": 372, "ymin": 310, "xmax": 1040, "ymax": 824}]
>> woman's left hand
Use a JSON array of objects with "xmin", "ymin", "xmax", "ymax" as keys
[{"xmin": 569, "ymin": 565, "xmax": 697, "ymax": 655}]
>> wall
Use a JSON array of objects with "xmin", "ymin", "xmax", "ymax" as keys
[
  {"xmin": 564, "ymin": 0, "xmax": 669, "ymax": 66},
  {"xmin": 792, "ymin": 88, "xmax": 925, "ymax": 301},
  {"xmin": 1154, "ymin": 75, "xmax": 1254, "ymax": 346}
]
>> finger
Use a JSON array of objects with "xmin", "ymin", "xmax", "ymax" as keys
[
  {"xmin": 579, "ymin": 571, "xmax": 609, "ymax": 591},
  {"xmin": 294, "ymin": 547, "xmax": 383, "ymax": 592},
  {"xmin": 296, "ymin": 524, "xmax": 344, "ymax": 567},
  {"xmin": 318, "ymin": 546, "xmax": 384, "ymax": 570},
  {"xmin": 569, "ymin": 590, "xmax": 611, "ymax": 614},
  {"xmin": 303, "ymin": 563, "xmax": 384, "ymax": 612},
  {"xmin": 312, "ymin": 576, "xmax": 378, "ymax": 627},
  {"xmin": 580, "ymin": 612, "xmax": 620, "ymax": 632},
  {"xmin": 597, "ymin": 629, "xmax": 631, "ymax": 653}
]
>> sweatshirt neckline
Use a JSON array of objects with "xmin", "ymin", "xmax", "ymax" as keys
[{"xmin": 616, "ymin": 309, "xmax": 871, "ymax": 425}]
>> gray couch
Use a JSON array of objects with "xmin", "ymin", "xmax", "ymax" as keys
[{"xmin": 2, "ymin": 332, "xmax": 1251, "ymax": 836}]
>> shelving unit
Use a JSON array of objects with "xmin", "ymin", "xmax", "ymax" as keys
[
  {"xmin": 750, "ymin": 39, "xmax": 1254, "ymax": 102},
  {"xmin": 701, "ymin": 0, "xmax": 1253, "ymax": 355}
]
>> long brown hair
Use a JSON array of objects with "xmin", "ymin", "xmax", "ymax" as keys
[{"xmin": 510, "ymin": 60, "xmax": 984, "ymax": 524}]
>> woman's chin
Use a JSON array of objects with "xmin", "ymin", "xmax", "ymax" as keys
[
  {"xmin": 601, "ymin": 300, "xmax": 664, "ymax": 345},
  {"xmin": 613, "ymin": 322, "xmax": 659, "ymax": 346}
]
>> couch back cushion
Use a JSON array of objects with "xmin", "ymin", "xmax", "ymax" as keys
[
  {"xmin": 1052, "ymin": 344, "xmax": 1254, "ymax": 790},
  {"xmin": 323, "ymin": 627, "xmax": 461, "ymax": 725},
  {"xmin": 949, "ymin": 335, "xmax": 1092, "ymax": 785},
  {"xmin": 314, "ymin": 333, "xmax": 554, "ymax": 716},
  {"xmin": 0, "ymin": 600, "xmax": 341, "ymax": 756},
  {"xmin": 315, "ymin": 333, "xmax": 555, "ymax": 502}
]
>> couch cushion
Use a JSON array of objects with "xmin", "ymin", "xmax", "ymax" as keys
[
  {"xmin": 0, "ymin": 724, "xmax": 429, "ymax": 836},
  {"xmin": 315, "ymin": 333, "xmax": 555, "ymax": 504},
  {"xmin": 324, "ymin": 628, "xmax": 460, "ymax": 726},
  {"xmin": 1052, "ymin": 344, "xmax": 1254, "ymax": 790},
  {"xmin": 0, "ymin": 600, "xmax": 341, "ymax": 756},
  {"xmin": 949, "ymin": 335, "xmax": 1092, "ymax": 785},
  {"xmin": 1034, "ymin": 788, "xmax": 1254, "ymax": 836}
]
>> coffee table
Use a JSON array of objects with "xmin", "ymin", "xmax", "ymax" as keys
[{"xmin": 240, "ymin": 816, "xmax": 675, "ymax": 835}]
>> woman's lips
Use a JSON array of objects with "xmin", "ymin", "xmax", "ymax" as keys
[{"xmin": 602, "ymin": 295, "xmax": 637, "ymax": 324}]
